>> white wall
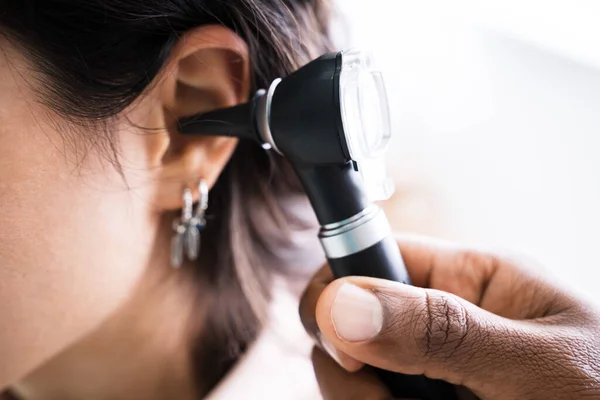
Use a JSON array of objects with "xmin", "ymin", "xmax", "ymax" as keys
[{"xmin": 335, "ymin": 0, "xmax": 600, "ymax": 298}]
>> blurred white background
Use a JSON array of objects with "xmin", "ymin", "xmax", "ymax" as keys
[{"xmin": 335, "ymin": 0, "xmax": 600, "ymax": 298}]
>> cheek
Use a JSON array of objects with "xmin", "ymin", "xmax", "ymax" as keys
[{"xmin": 0, "ymin": 112, "xmax": 157, "ymax": 385}]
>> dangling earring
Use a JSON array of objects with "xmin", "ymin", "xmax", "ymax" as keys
[
  {"xmin": 185, "ymin": 180, "xmax": 209, "ymax": 262},
  {"xmin": 170, "ymin": 180, "xmax": 209, "ymax": 269},
  {"xmin": 171, "ymin": 188, "xmax": 193, "ymax": 269}
]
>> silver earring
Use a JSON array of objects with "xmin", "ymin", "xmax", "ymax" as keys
[
  {"xmin": 185, "ymin": 180, "xmax": 209, "ymax": 262},
  {"xmin": 171, "ymin": 188, "xmax": 193, "ymax": 269},
  {"xmin": 170, "ymin": 181, "xmax": 209, "ymax": 269}
]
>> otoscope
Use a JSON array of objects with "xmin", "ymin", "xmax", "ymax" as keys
[{"xmin": 179, "ymin": 49, "xmax": 457, "ymax": 400}]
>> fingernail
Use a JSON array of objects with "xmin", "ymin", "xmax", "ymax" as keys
[
  {"xmin": 331, "ymin": 283, "xmax": 383, "ymax": 342},
  {"xmin": 317, "ymin": 332, "xmax": 365, "ymax": 372}
]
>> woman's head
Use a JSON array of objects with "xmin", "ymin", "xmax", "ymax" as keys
[{"xmin": 0, "ymin": 0, "xmax": 331, "ymax": 394}]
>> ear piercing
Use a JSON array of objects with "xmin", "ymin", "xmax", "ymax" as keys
[{"xmin": 171, "ymin": 180, "xmax": 208, "ymax": 268}]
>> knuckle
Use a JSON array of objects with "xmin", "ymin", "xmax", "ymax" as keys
[
  {"xmin": 455, "ymin": 248, "xmax": 499, "ymax": 276},
  {"xmin": 413, "ymin": 292, "xmax": 471, "ymax": 360}
]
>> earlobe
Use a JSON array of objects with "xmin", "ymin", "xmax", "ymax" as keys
[{"xmin": 142, "ymin": 25, "xmax": 250, "ymax": 211}]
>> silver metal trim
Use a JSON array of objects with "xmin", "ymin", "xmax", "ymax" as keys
[
  {"xmin": 256, "ymin": 78, "xmax": 282, "ymax": 154},
  {"xmin": 319, "ymin": 206, "xmax": 392, "ymax": 259},
  {"xmin": 321, "ymin": 206, "xmax": 375, "ymax": 231}
]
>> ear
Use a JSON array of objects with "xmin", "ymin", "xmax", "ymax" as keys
[{"xmin": 137, "ymin": 25, "xmax": 250, "ymax": 210}]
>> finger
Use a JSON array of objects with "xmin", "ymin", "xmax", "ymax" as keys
[
  {"xmin": 300, "ymin": 266, "xmax": 334, "ymax": 340},
  {"xmin": 302, "ymin": 238, "xmax": 498, "ymax": 335},
  {"xmin": 300, "ymin": 266, "xmax": 364, "ymax": 372},
  {"xmin": 312, "ymin": 347, "xmax": 393, "ymax": 400},
  {"xmin": 395, "ymin": 235, "xmax": 567, "ymax": 318},
  {"xmin": 299, "ymin": 237, "xmax": 491, "ymax": 336},
  {"xmin": 315, "ymin": 276, "xmax": 534, "ymax": 392},
  {"xmin": 394, "ymin": 234, "xmax": 499, "ymax": 305}
]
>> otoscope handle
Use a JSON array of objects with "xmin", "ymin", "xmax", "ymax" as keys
[{"xmin": 327, "ymin": 236, "xmax": 458, "ymax": 400}]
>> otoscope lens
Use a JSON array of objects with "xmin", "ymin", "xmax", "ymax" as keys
[{"xmin": 339, "ymin": 49, "xmax": 392, "ymax": 160}]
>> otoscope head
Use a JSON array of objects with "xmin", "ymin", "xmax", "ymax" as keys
[{"xmin": 179, "ymin": 49, "xmax": 394, "ymax": 203}]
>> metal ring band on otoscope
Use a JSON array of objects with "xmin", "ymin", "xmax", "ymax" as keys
[
  {"xmin": 256, "ymin": 78, "xmax": 283, "ymax": 154},
  {"xmin": 319, "ymin": 206, "xmax": 392, "ymax": 259}
]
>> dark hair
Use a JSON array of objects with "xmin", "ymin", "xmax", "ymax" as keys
[{"xmin": 0, "ymin": 0, "xmax": 332, "ymax": 396}]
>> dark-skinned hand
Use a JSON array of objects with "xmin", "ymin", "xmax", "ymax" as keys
[{"xmin": 300, "ymin": 235, "xmax": 600, "ymax": 400}]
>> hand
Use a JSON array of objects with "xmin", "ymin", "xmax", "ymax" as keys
[{"xmin": 300, "ymin": 235, "xmax": 600, "ymax": 400}]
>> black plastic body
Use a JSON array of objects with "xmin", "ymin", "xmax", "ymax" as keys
[
  {"xmin": 298, "ymin": 164, "xmax": 457, "ymax": 400},
  {"xmin": 295, "ymin": 162, "xmax": 369, "ymax": 224},
  {"xmin": 178, "ymin": 94, "xmax": 261, "ymax": 142},
  {"xmin": 269, "ymin": 52, "xmax": 350, "ymax": 165},
  {"xmin": 328, "ymin": 235, "xmax": 410, "ymax": 283}
]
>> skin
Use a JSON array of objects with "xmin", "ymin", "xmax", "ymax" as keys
[
  {"xmin": 300, "ymin": 235, "xmax": 600, "ymax": 400},
  {"xmin": 0, "ymin": 25, "xmax": 251, "ymax": 399}
]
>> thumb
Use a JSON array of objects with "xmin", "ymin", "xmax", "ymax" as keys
[{"xmin": 315, "ymin": 277, "xmax": 525, "ymax": 389}]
